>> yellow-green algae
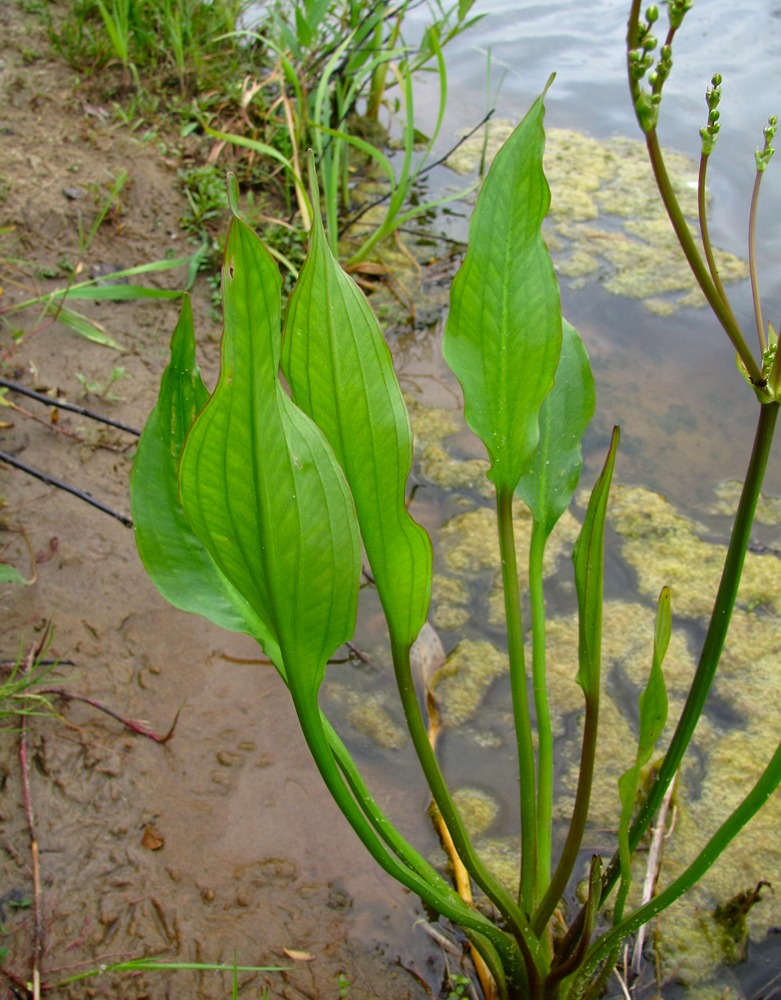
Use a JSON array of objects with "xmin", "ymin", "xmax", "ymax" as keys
[
  {"xmin": 540, "ymin": 539, "xmax": 781, "ymax": 983},
  {"xmin": 473, "ymin": 836, "xmax": 521, "ymax": 898},
  {"xmin": 405, "ymin": 396, "xmax": 460, "ymax": 451},
  {"xmin": 451, "ymin": 786, "xmax": 500, "ymax": 839},
  {"xmin": 345, "ymin": 691, "xmax": 407, "ymax": 751},
  {"xmin": 543, "ymin": 600, "xmax": 697, "ymax": 727},
  {"xmin": 609, "ymin": 484, "xmax": 781, "ymax": 619},
  {"xmin": 706, "ymin": 479, "xmax": 781, "ymax": 524},
  {"xmin": 440, "ymin": 502, "xmax": 580, "ymax": 590},
  {"xmin": 447, "ymin": 123, "xmax": 748, "ymax": 316},
  {"xmin": 431, "ymin": 639, "xmax": 508, "ymax": 727},
  {"xmin": 431, "ymin": 574, "xmax": 471, "ymax": 632},
  {"xmin": 418, "ymin": 442, "xmax": 492, "ymax": 496}
]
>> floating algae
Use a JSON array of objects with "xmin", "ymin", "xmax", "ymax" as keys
[
  {"xmin": 706, "ymin": 479, "xmax": 781, "ymax": 524},
  {"xmin": 418, "ymin": 442, "xmax": 492, "ymax": 496},
  {"xmin": 431, "ymin": 574, "xmax": 471, "ymax": 632},
  {"xmin": 451, "ymin": 786, "xmax": 500, "ymax": 839},
  {"xmin": 440, "ymin": 503, "xmax": 579, "ymax": 586},
  {"xmin": 345, "ymin": 691, "xmax": 407, "ymax": 750},
  {"xmin": 447, "ymin": 123, "xmax": 748, "ymax": 316},
  {"xmin": 609, "ymin": 484, "xmax": 781, "ymax": 618},
  {"xmin": 405, "ymin": 397, "xmax": 460, "ymax": 451},
  {"xmin": 431, "ymin": 639, "xmax": 508, "ymax": 727}
]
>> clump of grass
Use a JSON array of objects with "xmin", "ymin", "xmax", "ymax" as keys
[
  {"xmin": 0, "ymin": 646, "xmax": 57, "ymax": 724},
  {"xmin": 179, "ymin": 164, "xmax": 230, "ymax": 236},
  {"xmin": 48, "ymin": 0, "xmax": 257, "ymax": 96}
]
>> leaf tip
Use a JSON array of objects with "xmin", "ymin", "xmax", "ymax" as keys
[{"xmin": 226, "ymin": 172, "xmax": 240, "ymax": 217}]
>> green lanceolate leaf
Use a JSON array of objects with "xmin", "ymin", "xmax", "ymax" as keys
[
  {"xmin": 637, "ymin": 587, "xmax": 671, "ymax": 766},
  {"xmin": 283, "ymin": 192, "xmax": 432, "ymax": 648},
  {"xmin": 573, "ymin": 427, "xmax": 620, "ymax": 699},
  {"xmin": 443, "ymin": 79, "xmax": 562, "ymax": 493},
  {"xmin": 615, "ymin": 586, "xmax": 670, "ymax": 924},
  {"xmin": 617, "ymin": 586, "xmax": 672, "ymax": 818},
  {"xmin": 178, "ymin": 217, "xmax": 361, "ymax": 698},
  {"xmin": 516, "ymin": 320, "xmax": 595, "ymax": 538},
  {"xmin": 130, "ymin": 296, "xmax": 283, "ymax": 672}
]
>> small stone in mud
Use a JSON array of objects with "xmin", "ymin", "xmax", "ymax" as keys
[
  {"xmin": 327, "ymin": 885, "xmax": 351, "ymax": 911},
  {"xmin": 201, "ymin": 887, "xmax": 215, "ymax": 903},
  {"xmin": 216, "ymin": 749, "xmax": 242, "ymax": 767},
  {"xmin": 99, "ymin": 755, "xmax": 122, "ymax": 777},
  {"xmin": 141, "ymin": 825, "xmax": 165, "ymax": 851},
  {"xmin": 256, "ymin": 752, "xmax": 276, "ymax": 767},
  {"xmin": 235, "ymin": 889, "xmax": 252, "ymax": 907}
]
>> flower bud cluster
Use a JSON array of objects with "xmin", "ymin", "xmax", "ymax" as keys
[
  {"xmin": 668, "ymin": 0, "xmax": 694, "ymax": 30},
  {"xmin": 700, "ymin": 73, "xmax": 722, "ymax": 155},
  {"xmin": 629, "ymin": 5, "xmax": 658, "ymax": 80},
  {"xmin": 648, "ymin": 44, "xmax": 673, "ymax": 96},
  {"xmin": 755, "ymin": 115, "xmax": 778, "ymax": 173}
]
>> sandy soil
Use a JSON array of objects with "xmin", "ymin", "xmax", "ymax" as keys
[{"xmin": 0, "ymin": 5, "xmax": 447, "ymax": 997}]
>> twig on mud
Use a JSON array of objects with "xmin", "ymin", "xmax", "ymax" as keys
[
  {"xmin": 19, "ymin": 631, "xmax": 51, "ymax": 1000},
  {"xmin": 0, "ymin": 451, "xmax": 133, "ymax": 529},
  {"xmin": 631, "ymin": 775, "xmax": 678, "ymax": 977},
  {"xmin": 38, "ymin": 690, "xmax": 183, "ymax": 744},
  {"xmin": 2, "ymin": 399, "xmax": 131, "ymax": 453}
]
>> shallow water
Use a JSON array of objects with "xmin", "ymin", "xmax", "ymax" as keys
[{"xmin": 402, "ymin": 0, "xmax": 781, "ymax": 505}]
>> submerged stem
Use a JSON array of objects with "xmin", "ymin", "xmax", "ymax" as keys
[
  {"xmin": 496, "ymin": 486, "xmax": 538, "ymax": 916},
  {"xmin": 602, "ymin": 400, "xmax": 779, "ymax": 899},
  {"xmin": 580, "ymin": 737, "xmax": 781, "ymax": 986},
  {"xmin": 389, "ymin": 637, "xmax": 537, "ymax": 956},
  {"xmin": 529, "ymin": 524, "xmax": 553, "ymax": 916}
]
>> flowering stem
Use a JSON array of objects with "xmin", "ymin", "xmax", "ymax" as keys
[
  {"xmin": 748, "ymin": 166, "xmax": 767, "ymax": 353},
  {"xmin": 644, "ymin": 128, "xmax": 761, "ymax": 383},
  {"xmin": 697, "ymin": 153, "xmax": 736, "ymax": 318}
]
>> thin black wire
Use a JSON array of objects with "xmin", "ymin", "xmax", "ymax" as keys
[
  {"xmin": 339, "ymin": 108, "xmax": 494, "ymax": 239},
  {"xmin": 0, "ymin": 451, "xmax": 133, "ymax": 529},
  {"xmin": 0, "ymin": 377, "xmax": 141, "ymax": 436}
]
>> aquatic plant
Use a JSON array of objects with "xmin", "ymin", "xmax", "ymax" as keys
[
  {"xmin": 131, "ymin": 4, "xmax": 779, "ymax": 997},
  {"xmin": 211, "ymin": 0, "xmax": 483, "ymax": 267}
]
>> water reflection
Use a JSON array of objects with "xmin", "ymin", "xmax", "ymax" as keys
[{"xmin": 398, "ymin": 2, "xmax": 781, "ymax": 504}]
